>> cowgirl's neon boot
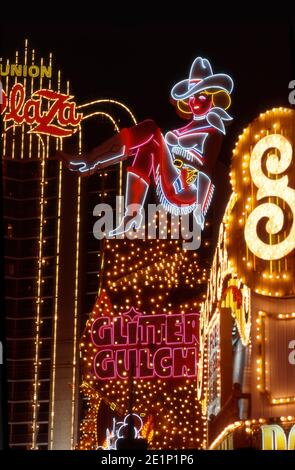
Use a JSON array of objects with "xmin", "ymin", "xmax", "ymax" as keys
[{"xmin": 109, "ymin": 169, "xmax": 150, "ymax": 236}]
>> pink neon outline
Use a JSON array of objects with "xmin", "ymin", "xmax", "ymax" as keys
[
  {"xmin": 138, "ymin": 314, "xmax": 167, "ymax": 345},
  {"xmin": 138, "ymin": 348, "xmax": 155, "ymax": 379},
  {"xmin": 125, "ymin": 121, "xmax": 214, "ymax": 214},
  {"xmin": 183, "ymin": 313, "xmax": 199, "ymax": 344},
  {"xmin": 199, "ymin": 174, "xmax": 212, "ymax": 211},
  {"xmin": 115, "ymin": 348, "xmax": 138, "ymax": 380}
]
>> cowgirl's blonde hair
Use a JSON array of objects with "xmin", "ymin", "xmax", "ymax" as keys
[{"xmin": 175, "ymin": 90, "xmax": 231, "ymax": 120}]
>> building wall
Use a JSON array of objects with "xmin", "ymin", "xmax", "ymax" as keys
[
  {"xmin": 2, "ymin": 42, "xmax": 138, "ymax": 449},
  {"xmin": 4, "ymin": 153, "xmax": 58, "ymax": 448},
  {"xmin": 250, "ymin": 292, "xmax": 295, "ymax": 420}
]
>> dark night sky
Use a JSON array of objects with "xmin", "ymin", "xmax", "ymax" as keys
[{"xmin": 1, "ymin": 22, "xmax": 294, "ymax": 166}]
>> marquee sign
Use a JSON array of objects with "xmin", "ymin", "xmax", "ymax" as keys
[
  {"xmin": 210, "ymin": 420, "xmax": 295, "ymax": 450},
  {"xmin": 81, "ymin": 290, "xmax": 199, "ymax": 383},
  {"xmin": 227, "ymin": 108, "xmax": 295, "ymax": 296},
  {"xmin": 98, "ymin": 413, "xmax": 144, "ymax": 450}
]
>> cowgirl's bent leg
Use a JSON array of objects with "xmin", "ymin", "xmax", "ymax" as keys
[{"xmin": 58, "ymin": 119, "xmax": 161, "ymax": 176}]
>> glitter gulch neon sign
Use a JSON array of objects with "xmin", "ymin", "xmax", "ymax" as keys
[
  {"xmin": 1, "ymin": 82, "xmax": 82, "ymax": 137},
  {"xmin": 91, "ymin": 307, "xmax": 199, "ymax": 380}
]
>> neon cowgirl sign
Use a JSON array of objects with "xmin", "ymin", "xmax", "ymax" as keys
[
  {"xmin": 98, "ymin": 413, "xmax": 143, "ymax": 450},
  {"xmin": 91, "ymin": 307, "xmax": 199, "ymax": 381},
  {"xmin": 1, "ymin": 82, "xmax": 82, "ymax": 137},
  {"xmin": 59, "ymin": 57, "xmax": 234, "ymax": 233}
]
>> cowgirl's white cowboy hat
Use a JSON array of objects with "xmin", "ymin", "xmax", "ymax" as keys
[{"xmin": 171, "ymin": 56, "xmax": 234, "ymax": 101}]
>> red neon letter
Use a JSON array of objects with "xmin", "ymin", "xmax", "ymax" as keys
[
  {"xmin": 166, "ymin": 314, "xmax": 183, "ymax": 344},
  {"xmin": 173, "ymin": 347, "xmax": 197, "ymax": 378}
]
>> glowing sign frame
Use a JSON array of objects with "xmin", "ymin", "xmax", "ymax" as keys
[
  {"xmin": 244, "ymin": 133, "xmax": 295, "ymax": 260},
  {"xmin": 261, "ymin": 424, "xmax": 295, "ymax": 450},
  {"xmin": 90, "ymin": 307, "xmax": 199, "ymax": 381}
]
